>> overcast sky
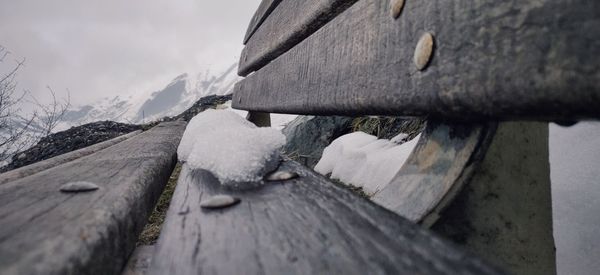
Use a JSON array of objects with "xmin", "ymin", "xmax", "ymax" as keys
[{"xmin": 0, "ymin": 0, "xmax": 261, "ymax": 105}]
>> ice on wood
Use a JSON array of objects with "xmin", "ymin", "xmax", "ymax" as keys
[
  {"xmin": 178, "ymin": 109, "xmax": 285, "ymax": 185},
  {"xmin": 315, "ymin": 132, "xmax": 420, "ymax": 196}
]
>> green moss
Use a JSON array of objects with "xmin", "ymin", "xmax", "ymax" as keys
[{"xmin": 137, "ymin": 163, "xmax": 182, "ymax": 246}]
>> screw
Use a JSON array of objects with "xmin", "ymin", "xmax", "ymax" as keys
[
  {"xmin": 414, "ymin": 32, "xmax": 435, "ymax": 71},
  {"xmin": 265, "ymin": 171, "xmax": 299, "ymax": 182},
  {"xmin": 391, "ymin": 0, "xmax": 405, "ymax": 19},
  {"xmin": 59, "ymin": 181, "xmax": 100, "ymax": 193},
  {"xmin": 200, "ymin": 194, "xmax": 241, "ymax": 209}
]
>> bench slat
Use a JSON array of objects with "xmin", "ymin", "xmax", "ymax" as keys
[
  {"xmin": 150, "ymin": 161, "xmax": 504, "ymax": 275},
  {"xmin": 238, "ymin": 0, "xmax": 359, "ymax": 76},
  {"xmin": 234, "ymin": 0, "xmax": 600, "ymax": 120},
  {"xmin": 242, "ymin": 0, "xmax": 284, "ymax": 44},
  {"xmin": 0, "ymin": 130, "xmax": 142, "ymax": 185},
  {"xmin": 0, "ymin": 122, "xmax": 185, "ymax": 275}
]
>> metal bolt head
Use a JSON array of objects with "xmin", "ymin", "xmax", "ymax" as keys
[
  {"xmin": 390, "ymin": 0, "xmax": 405, "ymax": 19},
  {"xmin": 265, "ymin": 171, "xmax": 299, "ymax": 182},
  {"xmin": 59, "ymin": 181, "xmax": 100, "ymax": 193},
  {"xmin": 414, "ymin": 32, "xmax": 435, "ymax": 71},
  {"xmin": 200, "ymin": 195, "xmax": 241, "ymax": 209}
]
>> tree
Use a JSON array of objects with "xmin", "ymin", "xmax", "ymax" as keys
[{"xmin": 0, "ymin": 45, "xmax": 70, "ymax": 163}]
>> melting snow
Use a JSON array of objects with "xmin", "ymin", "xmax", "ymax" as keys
[
  {"xmin": 315, "ymin": 131, "xmax": 420, "ymax": 196},
  {"xmin": 178, "ymin": 109, "xmax": 286, "ymax": 185}
]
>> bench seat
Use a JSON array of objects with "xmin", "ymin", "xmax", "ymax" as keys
[
  {"xmin": 150, "ymin": 160, "xmax": 503, "ymax": 275},
  {"xmin": 0, "ymin": 121, "xmax": 185, "ymax": 275}
]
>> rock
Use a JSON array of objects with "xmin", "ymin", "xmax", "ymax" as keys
[
  {"xmin": 200, "ymin": 195, "xmax": 241, "ymax": 209},
  {"xmin": 282, "ymin": 116, "xmax": 354, "ymax": 169},
  {"xmin": 2, "ymin": 121, "xmax": 142, "ymax": 172},
  {"xmin": 59, "ymin": 181, "xmax": 100, "ymax": 193},
  {"xmin": 282, "ymin": 116, "xmax": 425, "ymax": 169},
  {"xmin": 172, "ymin": 94, "xmax": 232, "ymax": 122}
]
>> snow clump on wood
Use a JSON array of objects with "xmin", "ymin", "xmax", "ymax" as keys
[{"xmin": 178, "ymin": 109, "xmax": 285, "ymax": 185}]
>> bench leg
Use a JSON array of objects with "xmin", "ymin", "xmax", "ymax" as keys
[
  {"xmin": 432, "ymin": 122, "xmax": 556, "ymax": 275},
  {"xmin": 246, "ymin": 111, "xmax": 271, "ymax": 127}
]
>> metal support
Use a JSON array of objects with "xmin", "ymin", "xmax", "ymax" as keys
[{"xmin": 432, "ymin": 122, "xmax": 556, "ymax": 275}]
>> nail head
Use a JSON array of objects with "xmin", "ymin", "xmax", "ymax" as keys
[
  {"xmin": 200, "ymin": 195, "xmax": 241, "ymax": 209},
  {"xmin": 265, "ymin": 171, "xmax": 299, "ymax": 182},
  {"xmin": 60, "ymin": 181, "xmax": 100, "ymax": 193},
  {"xmin": 391, "ymin": 0, "xmax": 405, "ymax": 19},
  {"xmin": 414, "ymin": 32, "xmax": 435, "ymax": 71}
]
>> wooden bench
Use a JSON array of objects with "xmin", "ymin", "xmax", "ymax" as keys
[
  {"xmin": 151, "ymin": 0, "xmax": 598, "ymax": 275},
  {"xmin": 0, "ymin": 0, "xmax": 597, "ymax": 274},
  {"xmin": 0, "ymin": 122, "xmax": 185, "ymax": 275}
]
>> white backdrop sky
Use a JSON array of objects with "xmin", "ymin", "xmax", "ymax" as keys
[{"xmin": 0, "ymin": 0, "xmax": 261, "ymax": 105}]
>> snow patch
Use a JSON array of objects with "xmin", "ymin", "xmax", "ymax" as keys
[
  {"xmin": 315, "ymin": 131, "xmax": 420, "ymax": 196},
  {"xmin": 178, "ymin": 109, "xmax": 286, "ymax": 185}
]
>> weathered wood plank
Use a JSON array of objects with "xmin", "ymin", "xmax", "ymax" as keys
[
  {"xmin": 122, "ymin": 245, "xmax": 155, "ymax": 275},
  {"xmin": 150, "ymin": 161, "xmax": 504, "ymax": 275},
  {"xmin": 0, "ymin": 122, "xmax": 186, "ymax": 275},
  {"xmin": 233, "ymin": 0, "xmax": 600, "ymax": 120},
  {"xmin": 0, "ymin": 130, "xmax": 142, "ymax": 185},
  {"xmin": 242, "ymin": 0, "xmax": 284, "ymax": 44},
  {"xmin": 238, "ymin": 0, "xmax": 359, "ymax": 76}
]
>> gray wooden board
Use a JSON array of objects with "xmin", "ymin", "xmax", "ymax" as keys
[
  {"xmin": 373, "ymin": 121, "xmax": 496, "ymax": 224},
  {"xmin": 149, "ymin": 161, "xmax": 504, "ymax": 275},
  {"xmin": 242, "ymin": 0, "xmax": 284, "ymax": 44},
  {"xmin": 0, "ymin": 130, "xmax": 142, "ymax": 185},
  {"xmin": 238, "ymin": 0, "xmax": 359, "ymax": 76},
  {"xmin": 122, "ymin": 245, "xmax": 155, "ymax": 275},
  {"xmin": 233, "ymin": 0, "xmax": 600, "ymax": 120},
  {"xmin": 0, "ymin": 122, "xmax": 186, "ymax": 275}
]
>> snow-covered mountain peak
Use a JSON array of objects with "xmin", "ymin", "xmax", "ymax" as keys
[{"xmin": 58, "ymin": 63, "xmax": 240, "ymax": 129}]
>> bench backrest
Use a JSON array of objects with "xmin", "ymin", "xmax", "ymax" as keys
[
  {"xmin": 233, "ymin": 0, "xmax": 599, "ymax": 120},
  {"xmin": 231, "ymin": 1, "xmax": 598, "ymax": 274}
]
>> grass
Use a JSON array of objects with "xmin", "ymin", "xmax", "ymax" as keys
[
  {"xmin": 329, "ymin": 177, "xmax": 371, "ymax": 199},
  {"xmin": 137, "ymin": 163, "xmax": 182, "ymax": 246},
  {"xmin": 352, "ymin": 116, "xmax": 424, "ymax": 140},
  {"xmin": 352, "ymin": 116, "xmax": 387, "ymax": 137}
]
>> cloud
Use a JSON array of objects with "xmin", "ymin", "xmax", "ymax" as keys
[{"xmin": 0, "ymin": 0, "xmax": 260, "ymax": 105}]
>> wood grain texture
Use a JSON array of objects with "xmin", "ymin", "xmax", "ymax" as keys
[
  {"xmin": 238, "ymin": 0, "xmax": 359, "ymax": 76},
  {"xmin": 373, "ymin": 121, "xmax": 496, "ymax": 224},
  {"xmin": 122, "ymin": 245, "xmax": 155, "ymax": 275},
  {"xmin": 233, "ymin": 0, "xmax": 600, "ymax": 120},
  {"xmin": 0, "ymin": 122, "xmax": 185, "ymax": 275},
  {"xmin": 150, "ymin": 161, "xmax": 505, "ymax": 275},
  {"xmin": 0, "ymin": 130, "xmax": 142, "ymax": 185},
  {"xmin": 242, "ymin": 0, "xmax": 284, "ymax": 44}
]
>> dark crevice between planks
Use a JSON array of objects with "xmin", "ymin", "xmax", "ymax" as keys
[{"xmin": 137, "ymin": 163, "xmax": 182, "ymax": 246}]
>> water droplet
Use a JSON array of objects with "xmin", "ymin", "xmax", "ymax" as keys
[
  {"xmin": 414, "ymin": 32, "xmax": 435, "ymax": 71},
  {"xmin": 60, "ymin": 181, "xmax": 100, "ymax": 193},
  {"xmin": 200, "ymin": 195, "xmax": 241, "ymax": 209},
  {"xmin": 265, "ymin": 171, "xmax": 299, "ymax": 182}
]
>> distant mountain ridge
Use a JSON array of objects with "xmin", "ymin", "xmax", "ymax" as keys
[{"xmin": 59, "ymin": 63, "xmax": 239, "ymax": 129}]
